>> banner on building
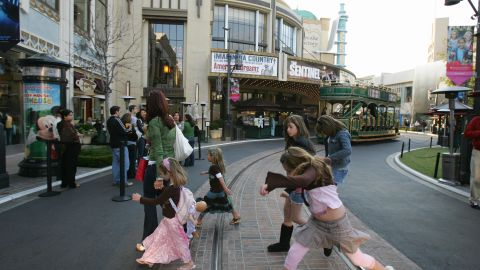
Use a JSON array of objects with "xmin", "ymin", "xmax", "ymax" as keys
[
  {"xmin": 287, "ymin": 60, "xmax": 339, "ymax": 82},
  {"xmin": 230, "ymin": 78, "xmax": 240, "ymax": 102},
  {"xmin": 0, "ymin": 0, "xmax": 20, "ymax": 52},
  {"xmin": 446, "ymin": 26, "xmax": 474, "ymax": 85},
  {"xmin": 211, "ymin": 52, "xmax": 278, "ymax": 77}
]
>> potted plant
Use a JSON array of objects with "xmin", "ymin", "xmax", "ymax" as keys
[
  {"xmin": 209, "ymin": 119, "xmax": 223, "ymax": 139},
  {"xmin": 77, "ymin": 124, "xmax": 98, "ymax": 145}
]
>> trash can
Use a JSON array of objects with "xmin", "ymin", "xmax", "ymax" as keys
[{"xmin": 442, "ymin": 153, "xmax": 461, "ymax": 183}]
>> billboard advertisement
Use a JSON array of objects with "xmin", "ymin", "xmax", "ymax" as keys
[
  {"xmin": 211, "ymin": 52, "xmax": 278, "ymax": 77},
  {"xmin": 446, "ymin": 26, "xmax": 474, "ymax": 85},
  {"xmin": 0, "ymin": 0, "xmax": 20, "ymax": 52}
]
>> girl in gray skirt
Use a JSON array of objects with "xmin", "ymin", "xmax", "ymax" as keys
[{"xmin": 260, "ymin": 147, "xmax": 395, "ymax": 270}]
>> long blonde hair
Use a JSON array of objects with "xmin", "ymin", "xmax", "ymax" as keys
[
  {"xmin": 280, "ymin": 147, "xmax": 333, "ymax": 186},
  {"xmin": 207, "ymin": 148, "xmax": 226, "ymax": 174},
  {"xmin": 284, "ymin": 115, "xmax": 310, "ymax": 148},
  {"xmin": 316, "ymin": 115, "xmax": 346, "ymax": 137},
  {"xmin": 164, "ymin": 158, "xmax": 188, "ymax": 187}
]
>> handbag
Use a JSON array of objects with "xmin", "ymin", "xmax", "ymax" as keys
[
  {"xmin": 135, "ymin": 157, "xmax": 148, "ymax": 182},
  {"xmin": 174, "ymin": 125, "xmax": 193, "ymax": 161}
]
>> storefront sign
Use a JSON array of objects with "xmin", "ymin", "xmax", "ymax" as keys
[
  {"xmin": 23, "ymin": 66, "xmax": 62, "ymax": 78},
  {"xmin": 288, "ymin": 60, "xmax": 339, "ymax": 82},
  {"xmin": 0, "ymin": 0, "xmax": 20, "ymax": 51},
  {"xmin": 23, "ymin": 83, "xmax": 61, "ymax": 158},
  {"xmin": 211, "ymin": 52, "xmax": 278, "ymax": 77},
  {"xmin": 446, "ymin": 26, "xmax": 474, "ymax": 85}
]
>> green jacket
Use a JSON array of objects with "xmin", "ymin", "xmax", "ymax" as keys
[
  {"xmin": 148, "ymin": 117, "xmax": 176, "ymax": 176},
  {"xmin": 183, "ymin": 121, "xmax": 195, "ymax": 139}
]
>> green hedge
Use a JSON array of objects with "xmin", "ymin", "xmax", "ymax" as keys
[{"xmin": 78, "ymin": 145, "xmax": 112, "ymax": 168}]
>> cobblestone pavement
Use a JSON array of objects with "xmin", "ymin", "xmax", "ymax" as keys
[{"xmin": 154, "ymin": 147, "xmax": 421, "ymax": 270}]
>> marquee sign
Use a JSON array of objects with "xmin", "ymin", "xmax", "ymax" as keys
[
  {"xmin": 211, "ymin": 52, "xmax": 278, "ymax": 77},
  {"xmin": 287, "ymin": 60, "xmax": 339, "ymax": 82}
]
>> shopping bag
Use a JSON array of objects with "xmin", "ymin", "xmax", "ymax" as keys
[
  {"xmin": 174, "ymin": 125, "xmax": 193, "ymax": 161},
  {"xmin": 135, "ymin": 157, "xmax": 148, "ymax": 182}
]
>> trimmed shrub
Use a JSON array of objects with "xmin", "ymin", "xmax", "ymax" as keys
[{"xmin": 78, "ymin": 145, "xmax": 112, "ymax": 168}]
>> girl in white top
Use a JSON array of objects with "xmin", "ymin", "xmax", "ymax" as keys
[{"xmin": 260, "ymin": 147, "xmax": 395, "ymax": 270}]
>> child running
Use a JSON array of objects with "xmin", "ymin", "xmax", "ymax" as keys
[
  {"xmin": 196, "ymin": 148, "xmax": 241, "ymax": 226},
  {"xmin": 259, "ymin": 147, "xmax": 395, "ymax": 270},
  {"xmin": 268, "ymin": 114, "xmax": 315, "ymax": 253},
  {"xmin": 132, "ymin": 158, "xmax": 196, "ymax": 270}
]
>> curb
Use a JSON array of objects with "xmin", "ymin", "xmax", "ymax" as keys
[{"xmin": 392, "ymin": 152, "xmax": 469, "ymax": 199}]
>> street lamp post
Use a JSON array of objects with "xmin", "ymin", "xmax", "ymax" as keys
[
  {"xmin": 222, "ymin": 27, "xmax": 243, "ymax": 141},
  {"xmin": 196, "ymin": 102, "xmax": 207, "ymax": 160},
  {"xmin": 445, "ymin": 0, "xmax": 480, "ymax": 184},
  {"xmin": 121, "ymin": 96, "xmax": 136, "ymax": 111}
]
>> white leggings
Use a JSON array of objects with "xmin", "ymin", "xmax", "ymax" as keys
[{"xmin": 284, "ymin": 242, "xmax": 376, "ymax": 270}]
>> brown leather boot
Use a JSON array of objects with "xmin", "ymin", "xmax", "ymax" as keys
[{"xmin": 267, "ymin": 224, "xmax": 293, "ymax": 252}]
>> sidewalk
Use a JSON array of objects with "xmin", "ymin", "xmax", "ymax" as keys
[{"xmin": 0, "ymin": 137, "xmax": 284, "ymax": 204}]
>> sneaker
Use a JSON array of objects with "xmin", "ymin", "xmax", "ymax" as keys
[
  {"xmin": 470, "ymin": 202, "xmax": 480, "ymax": 209},
  {"xmin": 126, "ymin": 181, "xmax": 134, "ymax": 187},
  {"xmin": 385, "ymin": 266, "xmax": 395, "ymax": 270}
]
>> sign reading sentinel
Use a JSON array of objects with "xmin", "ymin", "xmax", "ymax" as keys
[{"xmin": 288, "ymin": 61, "xmax": 321, "ymax": 80}]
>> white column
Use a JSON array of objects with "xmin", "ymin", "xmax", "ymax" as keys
[{"xmin": 255, "ymin": 10, "xmax": 259, "ymax": 52}]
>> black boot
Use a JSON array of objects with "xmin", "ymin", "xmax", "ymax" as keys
[
  {"xmin": 323, "ymin": 247, "xmax": 333, "ymax": 257},
  {"xmin": 267, "ymin": 224, "xmax": 293, "ymax": 252}
]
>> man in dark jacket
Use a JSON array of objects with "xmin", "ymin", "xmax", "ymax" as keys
[{"xmin": 107, "ymin": 106, "xmax": 133, "ymax": 186}]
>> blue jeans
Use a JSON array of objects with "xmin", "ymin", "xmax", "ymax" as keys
[
  {"xmin": 333, "ymin": 169, "xmax": 348, "ymax": 184},
  {"xmin": 112, "ymin": 147, "xmax": 130, "ymax": 184}
]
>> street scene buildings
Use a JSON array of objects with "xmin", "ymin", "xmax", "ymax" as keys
[{"xmin": 1, "ymin": 1, "xmax": 480, "ymax": 270}]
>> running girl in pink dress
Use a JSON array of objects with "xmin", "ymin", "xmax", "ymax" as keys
[{"xmin": 132, "ymin": 158, "xmax": 196, "ymax": 270}]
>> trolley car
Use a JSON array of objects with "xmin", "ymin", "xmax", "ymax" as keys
[{"xmin": 319, "ymin": 84, "xmax": 400, "ymax": 142}]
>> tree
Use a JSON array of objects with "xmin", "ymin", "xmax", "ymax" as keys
[{"xmin": 74, "ymin": 1, "xmax": 140, "ymax": 122}]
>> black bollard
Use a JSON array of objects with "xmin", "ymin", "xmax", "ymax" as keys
[
  {"xmin": 434, "ymin": 152, "xmax": 441, "ymax": 179},
  {"xmin": 112, "ymin": 142, "xmax": 131, "ymax": 202},
  {"xmin": 408, "ymin": 138, "xmax": 411, "ymax": 152},
  {"xmin": 196, "ymin": 133, "xmax": 204, "ymax": 160},
  {"xmin": 0, "ymin": 123, "xmax": 9, "ymax": 189},
  {"xmin": 39, "ymin": 138, "xmax": 60, "ymax": 197},
  {"xmin": 430, "ymin": 137, "xmax": 433, "ymax": 148},
  {"xmin": 401, "ymin": 141, "xmax": 405, "ymax": 158}
]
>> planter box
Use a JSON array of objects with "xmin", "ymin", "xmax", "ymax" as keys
[
  {"xmin": 80, "ymin": 135, "xmax": 93, "ymax": 145},
  {"xmin": 210, "ymin": 129, "xmax": 221, "ymax": 139}
]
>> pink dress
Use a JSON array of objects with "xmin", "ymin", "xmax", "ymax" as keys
[{"xmin": 140, "ymin": 216, "xmax": 191, "ymax": 264}]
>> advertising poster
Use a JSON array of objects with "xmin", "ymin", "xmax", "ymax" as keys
[
  {"xmin": 211, "ymin": 52, "xmax": 278, "ymax": 77},
  {"xmin": 23, "ymin": 83, "xmax": 61, "ymax": 159},
  {"xmin": 0, "ymin": 0, "xmax": 20, "ymax": 51},
  {"xmin": 446, "ymin": 26, "xmax": 474, "ymax": 85},
  {"xmin": 230, "ymin": 78, "xmax": 240, "ymax": 102}
]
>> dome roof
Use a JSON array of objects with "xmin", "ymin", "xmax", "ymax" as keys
[{"xmin": 295, "ymin": 9, "xmax": 318, "ymax": 20}]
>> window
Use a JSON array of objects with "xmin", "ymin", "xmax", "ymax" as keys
[
  {"xmin": 74, "ymin": 0, "xmax": 90, "ymax": 32},
  {"xmin": 212, "ymin": 5, "xmax": 225, "ymax": 48},
  {"xmin": 405, "ymin": 86, "xmax": 412, "ymax": 102},
  {"xmin": 228, "ymin": 7, "xmax": 256, "ymax": 52},
  {"xmin": 38, "ymin": 0, "xmax": 59, "ymax": 11},
  {"xmin": 257, "ymin": 13, "xmax": 267, "ymax": 50},
  {"xmin": 282, "ymin": 23, "xmax": 294, "ymax": 54},
  {"xmin": 95, "ymin": 0, "xmax": 106, "ymax": 40}
]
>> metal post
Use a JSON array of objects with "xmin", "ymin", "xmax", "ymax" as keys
[
  {"xmin": 449, "ymin": 98, "xmax": 455, "ymax": 154},
  {"xmin": 39, "ymin": 139, "xmax": 60, "ymax": 197},
  {"xmin": 112, "ymin": 142, "xmax": 131, "ymax": 202},
  {"xmin": 0, "ymin": 123, "xmax": 10, "ymax": 189},
  {"xmin": 401, "ymin": 141, "xmax": 405, "ymax": 158},
  {"xmin": 434, "ymin": 152, "xmax": 441, "ymax": 179},
  {"xmin": 408, "ymin": 138, "xmax": 411, "ymax": 152},
  {"xmin": 197, "ymin": 106, "xmax": 205, "ymax": 160}
]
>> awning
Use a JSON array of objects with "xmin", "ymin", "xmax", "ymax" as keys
[{"xmin": 432, "ymin": 100, "xmax": 472, "ymax": 111}]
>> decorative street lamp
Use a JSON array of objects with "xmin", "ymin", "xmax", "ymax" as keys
[
  {"xmin": 432, "ymin": 86, "xmax": 472, "ymax": 185},
  {"xmin": 445, "ymin": 0, "xmax": 480, "ymax": 184},
  {"xmin": 222, "ymin": 26, "xmax": 243, "ymax": 141},
  {"xmin": 120, "ymin": 95, "xmax": 136, "ymax": 110},
  {"xmin": 196, "ymin": 101, "xmax": 207, "ymax": 160}
]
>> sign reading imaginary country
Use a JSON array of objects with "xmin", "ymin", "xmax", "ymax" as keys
[
  {"xmin": 446, "ymin": 26, "xmax": 474, "ymax": 85},
  {"xmin": 287, "ymin": 59, "xmax": 339, "ymax": 82},
  {"xmin": 211, "ymin": 52, "xmax": 278, "ymax": 77},
  {"xmin": 0, "ymin": 0, "xmax": 20, "ymax": 52}
]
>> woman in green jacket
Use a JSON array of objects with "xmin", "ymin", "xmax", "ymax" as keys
[{"xmin": 136, "ymin": 90, "xmax": 176, "ymax": 252}]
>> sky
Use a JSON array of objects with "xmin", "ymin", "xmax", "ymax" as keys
[{"xmin": 284, "ymin": 0, "xmax": 476, "ymax": 78}]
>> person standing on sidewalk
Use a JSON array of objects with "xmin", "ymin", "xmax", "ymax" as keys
[
  {"xmin": 260, "ymin": 147, "xmax": 395, "ymax": 270},
  {"xmin": 136, "ymin": 109, "xmax": 147, "ymax": 160},
  {"xmin": 182, "ymin": 114, "xmax": 196, "ymax": 167},
  {"xmin": 463, "ymin": 116, "xmax": 480, "ymax": 209},
  {"xmin": 107, "ymin": 106, "xmax": 133, "ymax": 187},
  {"xmin": 316, "ymin": 115, "xmax": 351, "ymax": 185},
  {"xmin": 4, "ymin": 112, "xmax": 13, "ymax": 145},
  {"xmin": 267, "ymin": 115, "xmax": 314, "ymax": 253},
  {"xmin": 57, "ymin": 109, "xmax": 81, "ymax": 189},
  {"xmin": 136, "ymin": 90, "xmax": 177, "ymax": 252}
]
